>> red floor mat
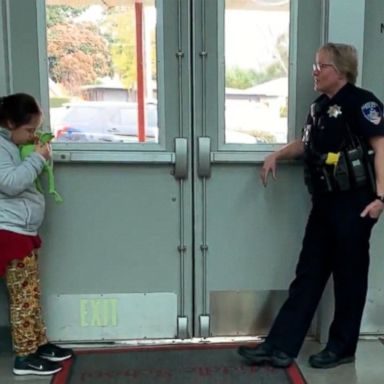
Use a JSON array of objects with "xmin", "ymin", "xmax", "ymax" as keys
[{"xmin": 52, "ymin": 343, "xmax": 307, "ymax": 384}]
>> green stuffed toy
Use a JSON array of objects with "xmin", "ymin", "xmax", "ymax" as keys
[{"xmin": 19, "ymin": 132, "xmax": 63, "ymax": 203}]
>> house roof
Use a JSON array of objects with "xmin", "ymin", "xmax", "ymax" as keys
[{"xmin": 226, "ymin": 77, "xmax": 288, "ymax": 97}]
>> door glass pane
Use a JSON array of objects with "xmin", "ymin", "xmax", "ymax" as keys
[
  {"xmin": 46, "ymin": 0, "xmax": 158, "ymax": 143},
  {"xmin": 225, "ymin": 0, "xmax": 289, "ymax": 144}
]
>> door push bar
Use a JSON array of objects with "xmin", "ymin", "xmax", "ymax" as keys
[
  {"xmin": 197, "ymin": 137, "xmax": 211, "ymax": 178},
  {"xmin": 174, "ymin": 137, "xmax": 188, "ymax": 179}
]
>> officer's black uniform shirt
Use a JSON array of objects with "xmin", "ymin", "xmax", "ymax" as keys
[{"xmin": 304, "ymin": 82, "xmax": 384, "ymax": 155}]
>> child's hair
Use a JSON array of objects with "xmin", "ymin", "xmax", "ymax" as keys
[{"xmin": 0, "ymin": 93, "xmax": 42, "ymax": 129}]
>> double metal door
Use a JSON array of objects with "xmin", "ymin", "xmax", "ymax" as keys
[{"xmin": 35, "ymin": 0, "xmax": 311, "ymax": 342}]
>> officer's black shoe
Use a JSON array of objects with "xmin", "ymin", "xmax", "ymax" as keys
[
  {"xmin": 271, "ymin": 349, "xmax": 294, "ymax": 368},
  {"xmin": 308, "ymin": 349, "xmax": 355, "ymax": 369},
  {"xmin": 238, "ymin": 342, "xmax": 293, "ymax": 368},
  {"xmin": 238, "ymin": 342, "xmax": 273, "ymax": 363}
]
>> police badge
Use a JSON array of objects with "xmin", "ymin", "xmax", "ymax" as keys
[
  {"xmin": 327, "ymin": 105, "xmax": 342, "ymax": 118},
  {"xmin": 361, "ymin": 102, "xmax": 382, "ymax": 125}
]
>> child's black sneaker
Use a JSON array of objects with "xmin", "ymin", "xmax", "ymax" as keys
[
  {"xmin": 13, "ymin": 354, "xmax": 62, "ymax": 376},
  {"xmin": 37, "ymin": 343, "xmax": 74, "ymax": 362}
]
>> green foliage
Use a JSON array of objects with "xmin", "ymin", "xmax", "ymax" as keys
[
  {"xmin": 49, "ymin": 97, "xmax": 70, "ymax": 108},
  {"xmin": 226, "ymin": 67, "xmax": 259, "ymax": 89},
  {"xmin": 46, "ymin": 5, "xmax": 84, "ymax": 28},
  {"xmin": 226, "ymin": 32, "xmax": 288, "ymax": 90},
  {"xmin": 279, "ymin": 101, "xmax": 288, "ymax": 118},
  {"xmin": 106, "ymin": 9, "xmax": 137, "ymax": 90},
  {"xmin": 104, "ymin": 7, "xmax": 156, "ymax": 90},
  {"xmin": 46, "ymin": 4, "xmax": 156, "ymax": 96},
  {"xmin": 226, "ymin": 62, "xmax": 285, "ymax": 90}
]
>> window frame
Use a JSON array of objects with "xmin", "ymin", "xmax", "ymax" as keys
[{"xmin": 3, "ymin": 0, "xmax": 322, "ymax": 164}]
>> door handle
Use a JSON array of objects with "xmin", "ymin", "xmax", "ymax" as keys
[
  {"xmin": 174, "ymin": 137, "xmax": 188, "ymax": 179},
  {"xmin": 197, "ymin": 137, "xmax": 211, "ymax": 178}
]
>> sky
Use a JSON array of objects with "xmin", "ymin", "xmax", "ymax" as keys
[{"xmin": 225, "ymin": 10, "xmax": 289, "ymax": 69}]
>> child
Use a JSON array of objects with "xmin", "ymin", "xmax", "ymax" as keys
[{"xmin": 0, "ymin": 93, "xmax": 73, "ymax": 376}]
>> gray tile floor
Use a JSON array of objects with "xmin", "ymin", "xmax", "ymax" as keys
[
  {"xmin": 298, "ymin": 339, "xmax": 384, "ymax": 384},
  {"xmin": 0, "ymin": 338, "xmax": 383, "ymax": 383}
]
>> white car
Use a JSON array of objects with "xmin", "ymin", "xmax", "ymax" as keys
[{"xmin": 53, "ymin": 101, "xmax": 158, "ymax": 143}]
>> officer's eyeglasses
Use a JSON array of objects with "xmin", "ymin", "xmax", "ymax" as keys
[{"xmin": 313, "ymin": 63, "xmax": 337, "ymax": 72}]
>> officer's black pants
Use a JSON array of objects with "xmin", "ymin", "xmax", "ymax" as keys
[{"xmin": 266, "ymin": 188, "xmax": 377, "ymax": 358}]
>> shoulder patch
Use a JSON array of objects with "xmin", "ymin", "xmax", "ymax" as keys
[{"xmin": 361, "ymin": 101, "xmax": 382, "ymax": 125}]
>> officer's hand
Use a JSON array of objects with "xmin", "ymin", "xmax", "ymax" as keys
[
  {"xmin": 260, "ymin": 154, "xmax": 277, "ymax": 187},
  {"xmin": 360, "ymin": 199, "xmax": 384, "ymax": 219}
]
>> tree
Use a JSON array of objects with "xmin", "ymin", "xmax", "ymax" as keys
[
  {"xmin": 104, "ymin": 6, "xmax": 157, "ymax": 91},
  {"xmin": 47, "ymin": 20, "xmax": 112, "ymax": 95},
  {"xmin": 46, "ymin": 5, "xmax": 84, "ymax": 28},
  {"xmin": 107, "ymin": 8, "xmax": 137, "ymax": 90},
  {"xmin": 226, "ymin": 67, "xmax": 260, "ymax": 89},
  {"xmin": 226, "ymin": 32, "xmax": 288, "ymax": 89},
  {"xmin": 46, "ymin": 4, "xmax": 156, "ymax": 97},
  {"xmin": 272, "ymin": 33, "xmax": 289, "ymax": 75}
]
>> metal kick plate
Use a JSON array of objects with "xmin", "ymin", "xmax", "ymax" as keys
[{"xmin": 210, "ymin": 290, "xmax": 291, "ymax": 336}]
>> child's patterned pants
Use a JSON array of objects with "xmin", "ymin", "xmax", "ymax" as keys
[{"xmin": 5, "ymin": 251, "xmax": 48, "ymax": 356}]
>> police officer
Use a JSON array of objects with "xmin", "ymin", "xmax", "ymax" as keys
[{"xmin": 238, "ymin": 43, "xmax": 384, "ymax": 369}]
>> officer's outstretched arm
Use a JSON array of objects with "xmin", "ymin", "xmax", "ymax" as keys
[{"xmin": 260, "ymin": 139, "xmax": 304, "ymax": 187}]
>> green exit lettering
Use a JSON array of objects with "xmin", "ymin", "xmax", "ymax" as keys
[{"xmin": 80, "ymin": 298, "xmax": 118, "ymax": 327}]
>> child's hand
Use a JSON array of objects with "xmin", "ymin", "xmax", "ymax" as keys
[{"xmin": 35, "ymin": 142, "xmax": 52, "ymax": 160}]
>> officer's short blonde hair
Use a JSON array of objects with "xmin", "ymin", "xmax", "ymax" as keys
[{"xmin": 319, "ymin": 43, "xmax": 358, "ymax": 84}]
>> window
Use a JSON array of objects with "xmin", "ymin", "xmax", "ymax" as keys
[
  {"xmin": 224, "ymin": 0, "xmax": 289, "ymax": 144},
  {"xmin": 46, "ymin": 0, "xmax": 157, "ymax": 143}
]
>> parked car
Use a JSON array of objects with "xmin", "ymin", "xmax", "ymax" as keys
[{"xmin": 52, "ymin": 101, "xmax": 158, "ymax": 143}]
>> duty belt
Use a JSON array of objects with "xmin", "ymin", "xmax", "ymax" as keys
[{"xmin": 304, "ymin": 147, "xmax": 375, "ymax": 194}]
